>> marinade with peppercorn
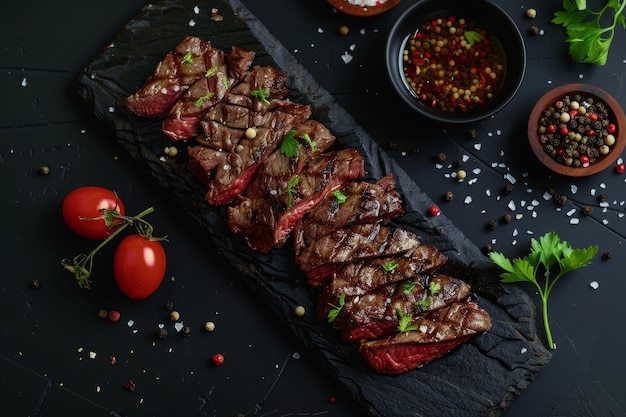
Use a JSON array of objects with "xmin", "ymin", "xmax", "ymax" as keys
[{"xmin": 402, "ymin": 15, "xmax": 506, "ymax": 113}]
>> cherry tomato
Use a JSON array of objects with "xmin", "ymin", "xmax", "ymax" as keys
[
  {"xmin": 62, "ymin": 186, "xmax": 125, "ymax": 240},
  {"xmin": 113, "ymin": 234, "xmax": 166, "ymax": 300}
]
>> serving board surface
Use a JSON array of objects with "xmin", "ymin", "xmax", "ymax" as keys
[{"xmin": 75, "ymin": 0, "xmax": 551, "ymax": 415}]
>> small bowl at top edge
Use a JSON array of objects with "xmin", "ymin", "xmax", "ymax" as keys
[
  {"xmin": 327, "ymin": 0, "xmax": 401, "ymax": 17},
  {"xmin": 385, "ymin": 0, "xmax": 526, "ymax": 124},
  {"xmin": 527, "ymin": 83, "xmax": 625, "ymax": 177}
]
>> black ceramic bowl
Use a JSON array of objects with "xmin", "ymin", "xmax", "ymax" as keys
[{"xmin": 386, "ymin": 0, "xmax": 526, "ymax": 123}]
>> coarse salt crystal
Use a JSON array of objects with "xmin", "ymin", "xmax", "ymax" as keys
[
  {"xmin": 174, "ymin": 322, "xmax": 184, "ymax": 332},
  {"xmin": 349, "ymin": 44, "xmax": 356, "ymax": 51},
  {"xmin": 504, "ymin": 173, "xmax": 516, "ymax": 184},
  {"xmin": 341, "ymin": 52, "xmax": 353, "ymax": 63},
  {"xmin": 189, "ymin": 19, "xmax": 196, "ymax": 26},
  {"xmin": 566, "ymin": 209, "xmax": 576, "ymax": 216},
  {"xmin": 571, "ymin": 185, "xmax": 578, "ymax": 194},
  {"xmin": 194, "ymin": 5, "xmax": 200, "ymax": 13},
  {"xmin": 473, "ymin": 168, "xmax": 481, "ymax": 174},
  {"xmin": 89, "ymin": 351, "xmax": 97, "ymax": 359},
  {"xmin": 590, "ymin": 281, "xmax": 599, "ymax": 289},
  {"xmin": 474, "ymin": 143, "xmax": 482, "ymax": 151},
  {"xmin": 543, "ymin": 191, "xmax": 553, "ymax": 200},
  {"xmin": 462, "ymin": 154, "xmax": 470, "ymax": 162},
  {"xmin": 127, "ymin": 320, "xmax": 134, "ymax": 327},
  {"xmin": 21, "ymin": 78, "xmax": 27, "ymax": 87},
  {"xmin": 508, "ymin": 200, "xmax": 516, "ymax": 211},
  {"xmin": 317, "ymin": 27, "xmax": 324, "ymax": 33},
  {"xmin": 521, "ymin": 347, "xmax": 527, "ymax": 354},
  {"xmin": 570, "ymin": 218, "xmax": 580, "ymax": 225},
  {"xmin": 464, "ymin": 196, "xmax": 473, "ymax": 204}
]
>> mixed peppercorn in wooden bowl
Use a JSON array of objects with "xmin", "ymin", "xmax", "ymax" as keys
[{"xmin": 528, "ymin": 83, "xmax": 625, "ymax": 177}]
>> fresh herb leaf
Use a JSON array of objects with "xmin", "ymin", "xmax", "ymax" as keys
[
  {"xmin": 285, "ymin": 175, "xmax": 300, "ymax": 208},
  {"xmin": 182, "ymin": 51, "xmax": 194, "ymax": 64},
  {"xmin": 205, "ymin": 67, "xmax": 218, "ymax": 77},
  {"xmin": 403, "ymin": 281, "xmax": 417, "ymax": 295},
  {"xmin": 464, "ymin": 30, "xmax": 485, "ymax": 46},
  {"xmin": 429, "ymin": 281, "xmax": 441, "ymax": 295},
  {"xmin": 222, "ymin": 75, "xmax": 229, "ymax": 89},
  {"xmin": 250, "ymin": 88, "xmax": 271, "ymax": 104},
  {"xmin": 333, "ymin": 190, "xmax": 347, "ymax": 204},
  {"xmin": 382, "ymin": 261, "xmax": 400, "ymax": 272},
  {"xmin": 194, "ymin": 92, "xmax": 215, "ymax": 108},
  {"xmin": 299, "ymin": 133, "xmax": 318, "ymax": 152},
  {"xmin": 414, "ymin": 298, "xmax": 431, "ymax": 312},
  {"xmin": 280, "ymin": 130, "xmax": 298, "ymax": 157},
  {"xmin": 489, "ymin": 231, "xmax": 597, "ymax": 349},
  {"xmin": 552, "ymin": 0, "xmax": 626, "ymax": 65},
  {"xmin": 327, "ymin": 293, "xmax": 346, "ymax": 323},
  {"xmin": 397, "ymin": 308, "xmax": 418, "ymax": 332}
]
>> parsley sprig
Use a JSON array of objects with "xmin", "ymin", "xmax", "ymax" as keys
[
  {"xmin": 489, "ymin": 231, "xmax": 598, "ymax": 349},
  {"xmin": 552, "ymin": 0, "xmax": 626, "ymax": 65},
  {"xmin": 327, "ymin": 293, "xmax": 346, "ymax": 323},
  {"xmin": 280, "ymin": 129, "xmax": 319, "ymax": 157},
  {"xmin": 251, "ymin": 88, "xmax": 271, "ymax": 104}
]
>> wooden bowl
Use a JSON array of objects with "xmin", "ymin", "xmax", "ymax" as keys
[
  {"xmin": 327, "ymin": 0, "xmax": 401, "ymax": 16},
  {"xmin": 527, "ymin": 83, "xmax": 626, "ymax": 177}
]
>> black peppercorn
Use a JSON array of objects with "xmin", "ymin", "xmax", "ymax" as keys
[
  {"xmin": 435, "ymin": 153, "xmax": 447, "ymax": 163},
  {"xmin": 164, "ymin": 301, "xmax": 174, "ymax": 311},
  {"xmin": 554, "ymin": 194, "xmax": 568, "ymax": 205},
  {"xmin": 503, "ymin": 183, "xmax": 514, "ymax": 195},
  {"xmin": 157, "ymin": 328, "xmax": 168, "ymax": 339},
  {"xmin": 528, "ymin": 25, "xmax": 540, "ymax": 35},
  {"xmin": 582, "ymin": 205, "xmax": 593, "ymax": 216},
  {"xmin": 482, "ymin": 243, "xmax": 494, "ymax": 254},
  {"xmin": 467, "ymin": 129, "xmax": 477, "ymax": 139},
  {"xmin": 501, "ymin": 213, "xmax": 512, "ymax": 223},
  {"xmin": 181, "ymin": 325, "xmax": 192, "ymax": 336},
  {"xmin": 388, "ymin": 141, "xmax": 397, "ymax": 150},
  {"xmin": 443, "ymin": 191, "xmax": 454, "ymax": 201},
  {"xmin": 98, "ymin": 309, "xmax": 108, "ymax": 319},
  {"xmin": 487, "ymin": 220, "xmax": 498, "ymax": 230},
  {"xmin": 597, "ymin": 193, "xmax": 607, "ymax": 203},
  {"xmin": 601, "ymin": 252, "xmax": 612, "ymax": 260},
  {"xmin": 31, "ymin": 279, "xmax": 41, "ymax": 289},
  {"xmin": 39, "ymin": 165, "xmax": 50, "ymax": 175}
]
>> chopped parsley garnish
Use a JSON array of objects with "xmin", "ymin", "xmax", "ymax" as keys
[
  {"xmin": 285, "ymin": 175, "xmax": 300, "ymax": 208},
  {"xmin": 250, "ymin": 88, "xmax": 271, "ymax": 104},
  {"xmin": 327, "ymin": 293, "xmax": 346, "ymax": 323},
  {"xmin": 222, "ymin": 75, "xmax": 229, "ymax": 89},
  {"xmin": 194, "ymin": 92, "xmax": 215, "ymax": 107},
  {"xmin": 333, "ymin": 190, "xmax": 347, "ymax": 204},
  {"xmin": 299, "ymin": 133, "xmax": 318, "ymax": 152},
  {"xmin": 382, "ymin": 261, "xmax": 400, "ymax": 272},
  {"xmin": 204, "ymin": 67, "xmax": 218, "ymax": 77},
  {"xmin": 182, "ymin": 51, "xmax": 194, "ymax": 64},
  {"xmin": 397, "ymin": 308, "xmax": 418, "ymax": 332},
  {"xmin": 429, "ymin": 281, "xmax": 441, "ymax": 295},
  {"xmin": 403, "ymin": 281, "xmax": 417, "ymax": 295},
  {"xmin": 414, "ymin": 280, "xmax": 442, "ymax": 312},
  {"xmin": 280, "ymin": 130, "xmax": 298, "ymax": 157}
]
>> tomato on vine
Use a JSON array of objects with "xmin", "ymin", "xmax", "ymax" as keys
[
  {"xmin": 62, "ymin": 186, "xmax": 125, "ymax": 240},
  {"xmin": 114, "ymin": 234, "xmax": 166, "ymax": 299}
]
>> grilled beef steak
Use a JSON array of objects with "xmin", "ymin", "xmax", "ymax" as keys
[
  {"xmin": 292, "ymin": 175, "xmax": 404, "ymax": 249},
  {"xmin": 358, "ymin": 301, "xmax": 492, "ymax": 374},
  {"xmin": 126, "ymin": 36, "xmax": 214, "ymax": 117},
  {"xmin": 162, "ymin": 46, "xmax": 255, "ymax": 141},
  {"xmin": 294, "ymin": 224, "xmax": 422, "ymax": 285},
  {"xmin": 319, "ymin": 274, "xmax": 472, "ymax": 341},
  {"xmin": 228, "ymin": 148, "xmax": 365, "ymax": 253}
]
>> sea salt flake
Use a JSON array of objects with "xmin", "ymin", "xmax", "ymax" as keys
[
  {"xmin": 570, "ymin": 218, "xmax": 580, "ymax": 225},
  {"xmin": 508, "ymin": 200, "xmax": 516, "ymax": 211},
  {"xmin": 188, "ymin": 19, "xmax": 196, "ymax": 26},
  {"xmin": 485, "ymin": 189, "xmax": 491, "ymax": 197},
  {"xmin": 174, "ymin": 322, "xmax": 184, "ymax": 332},
  {"xmin": 341, "ymin": 52, "xmax": 353, "ymax": 63},
  {"xmin": 504, "ymin": 173, "xmax": 516, "ymax": 184},
  {"xmin": 194, "ymin": 5, "xmax": 200, "ymax": 13},
  {"xmin": 474, "ymin": 143, "xmax": 482, "ymax": 151},
  {"xmin": 468, "ymin": 178, "xmax": 478, "ymax": 185},
  {"xmin": 435, "ymin": 163, "xmax": 443, "ymax": 169},
  {"xmin": 349, "ymin": 44, "xmax": 356, "ymax": 51},
  {"xmin": 571, "ymin": 185, "xmax": 578, "ymax": 194},
  {"xmin": 464, "ymin": 196, "xmax": 473, "ymax": 204},
  {"xmin": 566, "ymin": 208, "xmax": 576, "ymax": 216},
  {"xmin": 543, "ymin": 191, "xmax": 553, "ymax": 200},
  {"xmin": 89, "ymin": 351, "xmax": 97, "ymax": 359},
  {"xmin": 521, "ymin": 347, "xmax": 528, "ymax": 354},
  {"xmin": 108, "ymin": 106, "xmax": 115, "ymax": 113},
  {"xmin": 473, "ymin": 168, "xmax": 481, "ymax": 175},
  {"xmin": 127, "ymin": 320, "xmax": 134, "ymax": 327},
  {"xmin": 512, "ymin": 228, "xmax": 518, "ymax": 237},
  {"xmin": 589, "ymin": 281, "xmax": 599, "ymax": 289},
  {"xmin": 600, "ymin": 183, "xmax": 606, "ymax": 189},
  {"xmin": 21, "ymin": 78, "xmax": 27, "ymax": 87},
  {"xmin": 317, "ymin": 27, "xmax": 324, "ymax": 33}
]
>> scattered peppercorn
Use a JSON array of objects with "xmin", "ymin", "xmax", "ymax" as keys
[
  {"xmin": 294, "ymin": 305, "xmax": 306, "ymax": 317},
  {"xmin": 483, "ymin": 243, "xmax": 494, "ymax": 254},
  {"xmin": 435, "ymin": 153, "xmax": 447, "ymax": 163},
  {"xmin": 30, "ymin": 279, "xmax": 40, "ymax": 289},
  {"xmin": 443, "ymin": 191, "xmax": 454, "ymax": 201},
  {"xmin": 164, "ymin": 301, "xmax": 174, "ymax": 311},
  {"xmin": 164, "ymin": 146, "xmax": 178, "ymax": 157},
  {"xmin": 452, "ymin": 159, "xmax": 463, "ymax": 168},
  {"xmin": 487, "ymin": 220, "xmax": 498, "ymax": 230},
  {"xmin": 204, "ymin": 321, "xmax": 216, "ymax": 332},
  {"xmin": 528, "ymin": 26, "xmax": 540, "ymax": 36},
  {"xmin": 388, "ymin": 141, "xmax": 397, "ymax": 150},
  {"xmin": 124, "ymin": 380, "xmax": 136, "ymax": 392},
  {"xmin": 245, "ymin": 127, "xmax": 256, "ymax": 139},
  {"xmin": 108, "ymin": 310, "xmax": 121, "ymax": 322},
  {"xmin": 98, "ymin": 309, "xmax": 108, "ymax": 319},
  {"xmin": 555, "ymin": 194, "xmax": 568, "ymax": 205},
  {"xmin": 467, "ymin": 129, "xmax": 478, "ymax": 139},
  {"xmin": 526, "ymin": 8, "xmax": 537, "ymax": 18},
  {"xmin": 39, "ymin": 165, "xmax": 50, "ymax": 175},
  {"xmin": 455, "ymin": 169, "xmax": 467, "ymax": 181},
  {"xmin": 582, "ymin": 205, "xmax": 593, "ymax": 216},
  {"xmin": 503, "ymin": 183, "xmax": 514, "ymax": 195},
  {"xmin": 157, "ymin": 328, "xmax": 168, "ymax": 340},
  {"xmin": 601, "ymin": 251, "xmax": 612, "ymax": 260},
  {"xmin": 597, "ymin": 193, "xmax": 607, "ymax": 203},
  {"xmin": 338, "ymin": 25, "xmax": 349, "ymax": 36},
  {"xmin": 502, "ymin": 213, "xmax": 513, "ymax": 223},
  {"xmin": 169, "ymin": 310, "xmax": 180, "ymax": 321},
  {"xmin": 181, "ymin": 325, "xmax": 192, "ymax": 336},
  {"xmin": 212, "ymin": 353, "xmax": 225, "ymax": 366},
  {"xmin": 427, "ymin": 205, "xmax": 441, "ymax": 216},
  {"xmin": 616, "ymin": 163, "xmax": 625, "ymax": 173}
]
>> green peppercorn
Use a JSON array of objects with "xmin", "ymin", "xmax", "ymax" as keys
[
  {"xmin": 98, "ymin": 309, "xmax": 108, "ymax": 319},
  {"xmin": 39, "ymin": 165, "xmax": 50, "ymax": 175},
  {"xmin": 338, "ymin": 25, "xmax": 349, "ymax": 36}
]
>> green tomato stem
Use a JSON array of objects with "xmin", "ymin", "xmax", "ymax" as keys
[{"xmin": 61, "ymin": 207, "xmax": 156, "ymax": 289}]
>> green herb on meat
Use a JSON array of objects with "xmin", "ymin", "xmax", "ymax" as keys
[
  {"xmin": 299, "ymin": 133, "xmax": 318, "ymax": 152},
  {"xmin": 489, "ymin": 231, "xmax": 598, "ymax": 349},
  {"xmin": 382, "ymin": 261, "xmax": 400, "ymax": 272},
  {"xmin": 194, "ymin": 92, "xmax": 215, "ymax": 108},
  {"xmin": 251, "ymin": 88, "xmax": 271, "ymax": 104},
  {"xmin": 552, "ymin": 0, "xmax": 626, "ymax": 65},
  {"xmin": 205, "ymin": 67, "xmax": 218, "ymax": 77},
  {"xmin": 182, "ymin": 51, "xmax": 194, "ymax": 64},
  {"xmin": 280, "ymin": 130, "xmax": 298, "ymax": 157},
  {"xmin": 327, "ymin": 293, "xmax": 346, "ymax": 323},
  {"xmin": 397, "ymin": 308, "xmax": 418, "ymax": 332},
  {"xmin": 285, "ymin": 175, "xmax": 300, "ymax": 208},
  {"xmin": 333, "ymin": 190, "xmax": 347, "ymax": 204},
  {"xmin": 403, "ymin": 281, "xmax": 417, "ymax": 295}
]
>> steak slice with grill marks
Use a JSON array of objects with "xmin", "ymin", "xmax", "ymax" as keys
[
  {"xmin": 319, "ymin": 274, "xmax": 471, "ymax": 342},
  {"xmin": 162, "ymin": 46, "xmax": 255, "ymax": 142},
  {"xmin": 228, "ymin": 147, "xmax": 365, "ymax": 253},
  {"xmin": 294, "ymin": 224, "xmax": 422, "ymax": 284},
  {"xmin": 292, "ymin": 175, "xmax": 404, "ymax": 250},
  {"xmin": 358, "ymin": 300, "xmax": 492, "ymax": 374},
  {"xmin": 126, "ymin": 36, "xmax": 214, "ymax": 118}
]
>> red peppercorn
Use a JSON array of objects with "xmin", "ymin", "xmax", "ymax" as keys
[
  {"xmin": 547, "ymin": 124, "xmax": 556, "ymax": 134},
  {"xmin": 108, "ymin": 310, "xmax": 120, "ymax": 322},
  {"xmin": 580, "ymin": 155, "xmax": 590, "ymax": 164},
  {"xmin": 556, "ymin": 147, "xmax": 565, "ymax": 156},
  {"xmin": 570, "ymin": 110, "xmax": 579, "ymax": 120},
  {"xmin": 588, "ymin": 113, "xmax": 598, "ymax": 122},
  {"xmin": 616, "ymin": 163, "xmax": 625, "ymax": 174},
  {"xmin": 212, "ymin": 353, "xmax": 225, "ymax": 366},
  {"xmin": 560, "ymin": 126, "xmax": 569, "ymax": 135},
  {"xmin": 607, "ymin": 123, "xmax": 616, "ymax": 133},
  {"xmin": 586, "ymin": 129, "xmax": 596, "ymax": 136},
  {"xmin": 428, "ymin": 205, "xmax": 441, "ymax": 216}
]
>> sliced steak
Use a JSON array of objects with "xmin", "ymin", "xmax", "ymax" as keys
[
  {"xmin": 319, "ymin": 274, "xmax": 472, "ymax": 341},
  {"xmin": 357, "ymin": 301, "xmax": 492, "ymax": 374},
  {"xmin": 294, "ymin": 224, "xmax": 421, "ymax": 284},
  {"xmin": 204, "ymin": 101, "xmax": 312, "ymax": 205},
  {"xmin": 293, "ymin": 175, "xmax": 404, "ymax": 251},
  {"xmin": 187, "ymin": 145, "xmax": 228, "ymax": 185},
  {"xmin": 319, "ymin": 246, "xmax": 448, "ymax": 294},
  {"xmin": 162, "ymin": 46, "xmax": 255, "ymax": 141},
  {"xmin": 228, "ymin": 148, "xmax": 365, "ymax": 253},
  {"xmin": 126, "ymin": 36, "xmax": 214, "ymax": 117}
]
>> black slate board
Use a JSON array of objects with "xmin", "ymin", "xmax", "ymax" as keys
[{"xmin": 75, "ymin": 0, "xmax": 551, "ymax": 415}]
